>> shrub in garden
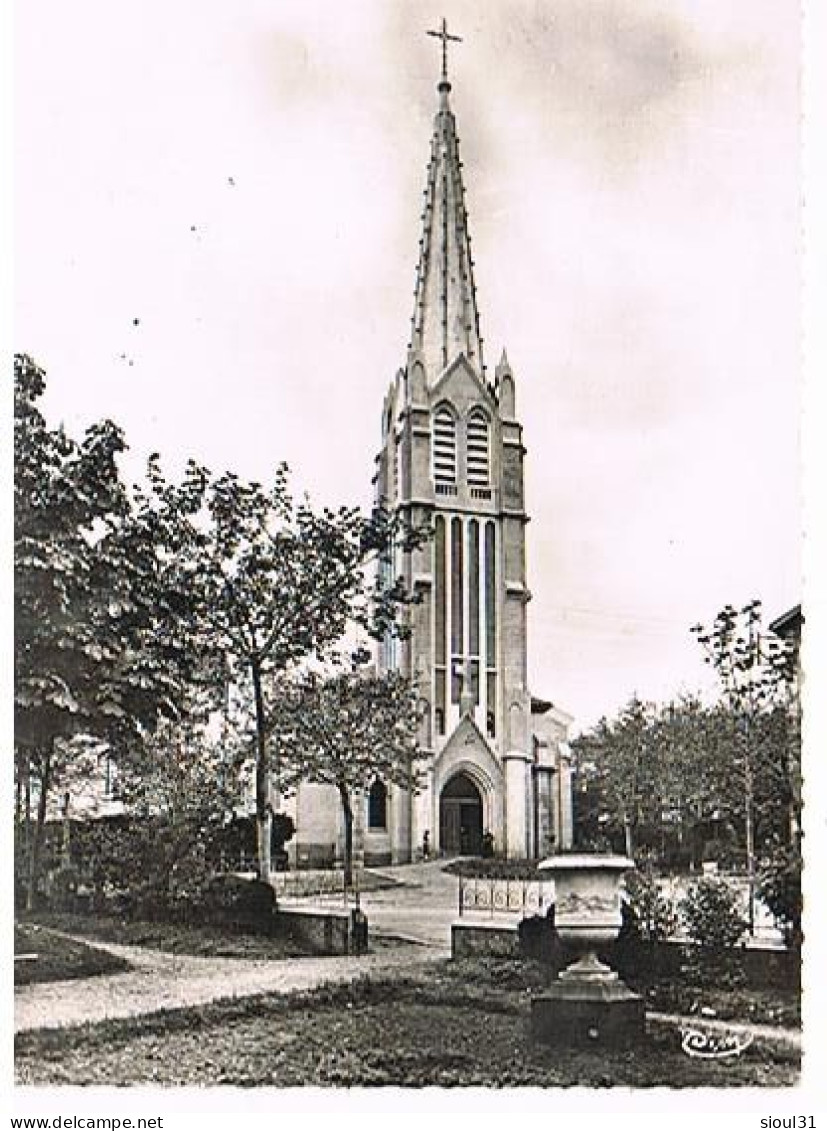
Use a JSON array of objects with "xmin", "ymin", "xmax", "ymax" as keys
[
  {"xmin": 518, "ymin": 914, "xmax": 555, "ymax": 962},
  {"xmin": 199, "ymin": 875, "xmax": 276, "ymax": 930},
  {"xmin": 758, "ymin": 840, "xmax": 802, "ymax": 946},
  {"xmin": 680, "ymin": 875, "xmax": 746, "ymax": 950},
  {"xmin": 210, "ymin": 813, "xmax": 295, "ymax": 870},
  {"xmin": 677, "ymin": 876, "xmax": 747, "ymax": 989},
  {"xmin": 624, "ymin": 867, "xmax": 677, "ymax": 942}
]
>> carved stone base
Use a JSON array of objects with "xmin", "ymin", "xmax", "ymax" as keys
[
  {"xmin": 531, "ymin": 979, "xmax": 645, "ymax": 1046},
  {"xmin": 558, "ymin": 951, "xmax": 618, "ymax": 983}
]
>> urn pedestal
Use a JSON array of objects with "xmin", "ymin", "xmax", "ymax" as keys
[{"xmin": 530, "ymin": 854, "xmax": 645, "ymax": 1047}]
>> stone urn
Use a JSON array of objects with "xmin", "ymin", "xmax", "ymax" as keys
[
  {"xmin": 539, "ymin": 853, "xmax": 633, "ymax": 982},
  {"xmin": 531, "ymin": 854, "xmax": 644, "ymax": 1045}
]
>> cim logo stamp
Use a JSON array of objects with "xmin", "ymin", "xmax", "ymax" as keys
[{"xmin": 680, "ymin": 1026, "xmax": 754, "ymax": 1059}]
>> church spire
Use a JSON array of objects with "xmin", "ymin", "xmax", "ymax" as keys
[{"xmin": 410, "ymin": 21, "xmax": 484, "ymax": 380}]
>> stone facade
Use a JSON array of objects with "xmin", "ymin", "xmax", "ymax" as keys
[{"xmin": 291, "ymin": 65, "xmax": 574, "ymax": 867}]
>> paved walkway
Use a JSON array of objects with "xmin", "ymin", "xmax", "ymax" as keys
[
  {"xmin": 14, "ymin": 933, "xmax": 447, "ymax": 1035},
  {"xmin": 648, "ymin": 1011, "xmax": 802, "ymax": 1050},
  {"xmin": 341, "ymin": 859, "xmax": 462, "ymax": 946},
  {"xmin": 15, "ymin": 861, "xmax": 460, "ymax": 1035}
]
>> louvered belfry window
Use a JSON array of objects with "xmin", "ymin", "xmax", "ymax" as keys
[
  {"xmin": 433, "ymin": 406, "xmax": 457, "ymax": 484},
  {"xmin": 466, "ymin": 408, "xmax": 490, "ymax": 486}
]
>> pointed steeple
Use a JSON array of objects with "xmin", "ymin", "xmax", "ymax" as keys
[{"xmin": 409, "ymin": 22, "xmax": 484, "ymax": 381}]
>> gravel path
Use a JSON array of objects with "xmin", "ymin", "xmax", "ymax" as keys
[
  {"xmin": 14, "ymin": 934, "xmax": 447, "ymax": 1035},
  {"xmin": 15, "ymin": 861, "xmax": 462, "ymax": 1035},
  {"xmin": 648, "ymin": 1010, "xmax": 802, "ymax": 1050}
]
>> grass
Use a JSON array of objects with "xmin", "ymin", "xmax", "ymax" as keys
[
  {"xmin": 23, "ymin": 909, "xmax": 397, "ymax": 960},
  {"xmin": 14, "ymin": 923, "xmax": 130, "ymax": 986},
  {"xmin": 15, "ymin": 957, "xmax": 799, "ymax": 1087},
  {"xmin": 640, "ymin": 978, "xmax": 799, "ymax": 1028}
]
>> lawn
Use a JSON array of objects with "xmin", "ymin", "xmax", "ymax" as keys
[
  {"xmin": 15, "ymin": 958, "xmax": 799, "ymax": 1087},
  {"xmin": 640, "ymin": 977, "xmax": 799, "ymax": 1028},
  {"xmin": 14, "ymin": 924, "xmax": 130, "ymax": 986},
  {"xmin": 23, "ymin": 910, "xmax": 384, "ymax": 961}
]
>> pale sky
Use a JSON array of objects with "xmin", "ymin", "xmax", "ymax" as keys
[{"xmin": 14, "ymin": 0, "xmax": 801, "ymax": 732}]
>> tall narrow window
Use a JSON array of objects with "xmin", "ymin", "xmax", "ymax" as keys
[
  {"xmin": 469, "ymin": 520, "xmax": 480, "ymax": 707},
  {"xmin": 466, "ymin": 408, "xmax": 490, "ymax": 486},
  {"xmin": 434, "ymin": 516, "xmax": 446, "ymax": 733},
  {"xmin": 451, "ymin": 517, "xmax": 464, "ymax": 703},
  {"xmin": 368, "ymin": 780, "xmax": 387, "ymax": 829},
  {"xmin": 468, "ymin": 519, "xmax": 480, "ymax": 660},
  {"xmin": 394, "ymin": 436, "xmax": 402, "ymax": 500},
  {"xmin": 433, "ymin": 406, "xmax": 457, "ymax": 484},
  {"xmin": 485, "ymin": 521, "xmax": 496, "ymax": 665},
  {"xmin": 379, "ymin": 541, "xmax": 395, "ymax": 671},
  {"xmin": 485, "ymin": 521, "xmax": 497, "ymax": 735}
]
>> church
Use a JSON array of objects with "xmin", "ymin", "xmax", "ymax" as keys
[{"xmin": 290, "ymin": 30, "xmax": 574, "ymax": 868}]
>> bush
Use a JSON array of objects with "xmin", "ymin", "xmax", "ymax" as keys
[
  {"xmin": 758, "ymin": 841, "xmax": 802, "ymax": 945},
  {"xmin": 517, "ymin": 914, "xmax": 556, "ymax": 961},
  {"xmin": 443, "ymin": 858, "xmax": 541, "ymax": 880},
  {"xmin": 210, "ymin": 813, "xmax": 295, "ymax": 866},
  {"xmin": 198, "ymin": 875, "xmax": 276, "ymax": 930},
  {"xmin": 624, "ymin": 868, "xmax": 677, "ymax": 942},
  {"xmin": 48, "ymin": 865, "xmax": 80, "ymax": 912},
  {"xmin": 680, "ymin": 876, "xmax": 746, "ymax": 950}
]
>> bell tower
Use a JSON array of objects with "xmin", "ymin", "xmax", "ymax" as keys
[{"xmin": 373, "ymin": 23, "xmax": 573, "ymax": 863}]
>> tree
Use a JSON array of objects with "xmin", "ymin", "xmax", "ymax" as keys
[
  {"xmin": 278, "ymin": 669, "xmax": 427, "ymax": 886},
  {"xmin": 15, "ymin": 356, "xmax": 125, "ymax": 905},
  {"xmin": 652, "ymin": 694, "xmax": 738, "ymax": 865},
  {"xmin": 571, "ymin": 697, "xmax": 655, "ymax": 857},
  {"xmin": 573, "ymin": 692, "xmax": 757, "ymax": 868},
  {"xmin": 110, "ymin": 713, "xmax": 247, "ymax": 910},
  {"xmin": 14, "ymin": 356, "xmax": 216, "ymax": 908},
  {"xmin": 691, "ymin": 600, "xmax": 800, "ymax": 930},
  {"xmin": 134, "ymin": 461, "xmax": 425, "ymax": 882}
]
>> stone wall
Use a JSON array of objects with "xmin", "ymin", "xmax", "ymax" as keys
[
  {"xmin": 451, "ymin": 920, "xmax": 522, "ymax": 959},
  {"xmin": 450, "ymin": 917, "xmax": 801, "ymax": 993},
  {"xmin": 274, "ymin": 907, "xmax": 367, "ymax": 956}
]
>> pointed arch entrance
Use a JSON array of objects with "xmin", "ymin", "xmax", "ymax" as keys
[{"xmin": 439, "ymin": 771, "xmax": 483, "ymax": 855}]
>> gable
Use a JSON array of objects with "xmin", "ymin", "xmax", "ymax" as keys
[
  {"xmin": 433, "ymin": 713, "xmax": 504, "ymax": 791},
  {"xmin": 430, "ymin": 353, "xmax": 496, "ymax": 416}
]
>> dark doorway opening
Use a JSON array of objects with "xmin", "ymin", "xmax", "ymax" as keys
[{"xmin": 440, "ymin": 772, "xmax": 484, "ymax": 855}]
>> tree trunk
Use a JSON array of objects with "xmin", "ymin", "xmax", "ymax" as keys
[
  {"xmin": 24, "ymin": 761, "xmax": 32, "ymax": 853},
  {"xmin": 339, "ymin": 784, "xmax": 354, "ymax": 889},
  {"xmin": 623, "ymin": 816, "xmax": 634, "ymax": 859},
  {"xmin": 62, "ymin": 791, "xmax": 72, "ymax": 867},
  {"xmin": 251, "ymin": 658, "xmax": 271, "ymax": 885},
  {"xmin": 744, "ymin": 752, "xmax": 756, "ymax": 935},
  {"xmin": 26, "ymin": 751, "xmax": 51, "ymax": 912}
]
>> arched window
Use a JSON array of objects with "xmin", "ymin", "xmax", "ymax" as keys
[
  {"xmin": 466, "ymin": 408, "xmax": 490, "ymax": 486},
  {"xmin": 432, "ymin": 405, "xmax": 457, "ymax": 484},
  {"xmin": 368, "ymin": 779, "xmax": 388, "ymax": 829}
]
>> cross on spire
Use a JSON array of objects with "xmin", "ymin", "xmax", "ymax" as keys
[{"xmin": 427, "ymin": 18, "xmax": 462, "ymax": 83}]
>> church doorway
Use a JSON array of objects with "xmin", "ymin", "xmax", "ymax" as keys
[{"xmin": 439, "ymin": 772, "xmax": 484, "ymax": 855}]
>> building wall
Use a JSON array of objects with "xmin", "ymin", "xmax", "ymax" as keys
[{"xmin": 365, "ymin": 350, "xmax": 572, "ymax": 863}]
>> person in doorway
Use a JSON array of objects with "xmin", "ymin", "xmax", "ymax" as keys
[{"xmin": 422, "ymin": 830, "xmax": 431, "ymax": 860}]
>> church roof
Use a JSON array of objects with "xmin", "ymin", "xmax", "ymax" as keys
[{"xmin": 409, "ymin": 64, "xmax": 484, "ymax": 382}]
